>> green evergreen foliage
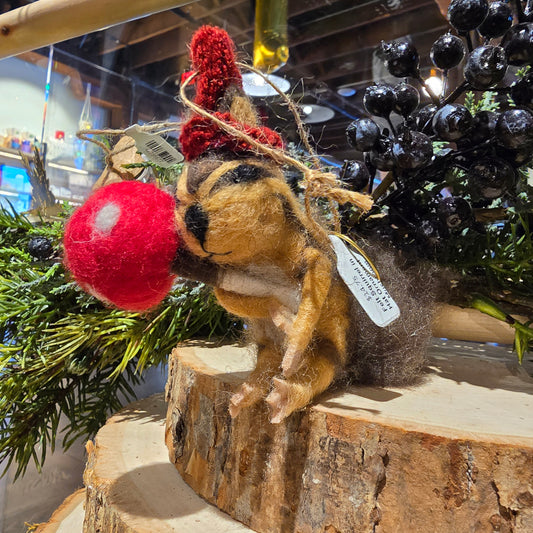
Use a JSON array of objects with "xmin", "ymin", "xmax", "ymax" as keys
[
  {"xmin": 464, "ymin": 90, "xmax": 500, "ymax": 114},
  {"xmin": 122, "ymin": 161, "xmax": 184, "ymax": 188},
  {"xmin": 0, "ymin": 203, "xmax": 238, "ymax": 479}
]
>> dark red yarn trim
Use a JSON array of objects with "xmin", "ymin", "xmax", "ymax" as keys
[
  {"xmin": 180, "ymin": 112, "xmax": 283, "ymax": 161},
  {"xmin": 180, "ymin": 25, "xmax": 283, "ymax": 161}
]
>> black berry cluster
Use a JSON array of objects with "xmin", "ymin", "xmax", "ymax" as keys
[{"xmin": 340, "ymin": 0, "xmax": 533, "ymax": 258}]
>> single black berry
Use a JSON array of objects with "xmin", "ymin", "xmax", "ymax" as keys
[
  {"xmin": 432, "ymin": 104, "xmax": 473, "ymax": 141},
  {"xmin": 368, "ymin": 136, "xmax": 395, "ymax": 171},
  {"xmin": 478, "ymin": 1, "xmax": 513, "ymax": 38},
  {"xmin": 339, "ymin": 160, "xmax": 371, "ymax": 191},
  {"xmin": 363, "ymin": 83, "xmax": 396, "ymax": 117},
  {"xmin": 437, "ymin": 196, "xmax": 473, "ymax": 230},
  {"xmin": 28, "ymin": 236, "xmax": 53, "ymax": 260},
  {"xmin": 501, "ymin": 23, "xmax": 533, "ymax": 66},
  {"xmin": 409, "ymin": 104, "xmax": 439, "ymax": 134},
  {"xmin": 392, "ymin": 130, "xmax": 433, "ymax": 169},
  {"xmin": 346, "ymin": 118, "xmax": 380, "ymax": 151},
  {"xmin": 464, "ymin": 45, "xmax": 508, "ymax": 89},
  {"xmin": 416, "ymin": 218, "xmax": 445, "ymax": 247},
  {"xmin": 448, "ymin": 0, "xmax": 489, "ymax": 32},
  {"xmin": 430, "ymin": 33, "xmax": 466, "ymax": 70},
  {"xmin": 469, "ymin": 157, "xmax": 517, "ymax": 198},
  {"xmin": 393, "ymin": 82, "xmax": 420, "ymax": 117},
  {"xmin": 381, "ymin": 39, "xmax": 420, "ymax": 78},
  {"xmin": 495, "ymin": 108, "xmax": 533, "ymax": 149}
]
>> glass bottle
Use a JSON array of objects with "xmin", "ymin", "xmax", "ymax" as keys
[{"xmin": 253, "ymin": 0, "xmax": 289, "ymax": 72}]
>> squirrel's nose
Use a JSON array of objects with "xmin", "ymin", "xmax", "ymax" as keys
[{"xmin": 184, "ymin": 203, "xmax": 209, "ymax": 246}]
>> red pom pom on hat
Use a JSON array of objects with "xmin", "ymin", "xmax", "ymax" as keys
[
  {"xmin": 63, "ymin": 181, "xmax": 180, "ymax": 312},
  {"xmin": 190, "ymin": 25, "xmax": 242, "ymax": 111}
]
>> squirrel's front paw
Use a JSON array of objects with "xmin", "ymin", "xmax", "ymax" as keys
[
  {"xmin": 229, "ymin": 382, "xmax": 262, "ymax": 418},
  {"xmin": 265, "ymin": 377, "xmax": 293, "ymax": 424},
  {"xmin": 269, "ymin": 305, "xmax": 295, "ymax": 334}
]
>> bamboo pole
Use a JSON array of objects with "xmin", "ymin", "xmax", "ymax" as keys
[{"xmin": 0, "ymin": 0, "xmax": 196, "ymax": 61}]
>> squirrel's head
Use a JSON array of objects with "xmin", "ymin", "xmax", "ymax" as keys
[{"xmin": 176, "ymin": 26, "xmax": 301, "ymax": 266}]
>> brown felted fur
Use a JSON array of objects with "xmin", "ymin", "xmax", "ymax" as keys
[
  {"xmin": 175, "ymin": 154, "xmax": 354, "ymax": 422},
  {"xmin": 344, "ymin": 242, "xmax": 438, "ymax": 387},
  {"xmin": 175, "ymin": 54, "xmax": 434, "ymax": 423},
  {"xmin": 174, "ymin": 154, "xmax": 437, "ymax": 422},
  {"xmin": 176, "ymin": 156, "xmax": 435, "ymax": 422}
]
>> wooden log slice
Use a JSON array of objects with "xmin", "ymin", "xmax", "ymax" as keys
[
  {"xmin": 36, "ymin": 489, "xmax": 85, "ymax": 533},
  {"xmin": 165, "ymin": 340, "xmax": 533, "ymax": 533},
  {"xmin": 83, "ymin": 394, "xmax": 252, "ymax": 533}
]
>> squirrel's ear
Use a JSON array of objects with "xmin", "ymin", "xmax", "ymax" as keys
[
  {"xmin": 220, "ymin": 85, "xmax": 260, "ymax": 127},
  {"xmin": 230, "ymin": 95, "xmax": 260, "ymax": 127}
]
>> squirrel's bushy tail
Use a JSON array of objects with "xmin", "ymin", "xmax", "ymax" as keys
[{"xmin": 346, "ymin": 242, "xmax": 439, "ymax": 386}]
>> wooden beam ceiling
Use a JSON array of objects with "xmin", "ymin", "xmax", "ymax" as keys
[
  {"xmin": 289, "ymin": 0, "xmax": 427, "ymax": 48},
  {"xmin": 100, "ymin": 0, "xmax": 248, "ymax": 55},
  {"xmin": 102, "ymin": 10, "xmax": 186, "ymax": 55},
  {"xmin": 288, "ymin": 3, "xmax": 444, "ymax": 70},
  {"xmin": 37, "ymin": 0, "xmax": 452, "ymax": 162},
  {"xmin": 126, "ymin": 1, "xmax": 252, "ymax": 69}
]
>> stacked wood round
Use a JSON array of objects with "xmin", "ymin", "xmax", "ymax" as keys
[{"xmin": 39, "ymin": 338, "xmax": 533, "ymax": 533}]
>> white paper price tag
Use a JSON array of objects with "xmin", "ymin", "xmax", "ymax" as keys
[
  {"xmin": 329, "ymin": 235, "xmax": 400, "ymax": 327},
  {"xmin": 125, "ymin": 125, "xmax": 184, "ymax": 167}
]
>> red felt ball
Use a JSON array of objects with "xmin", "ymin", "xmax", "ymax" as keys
[{"xmin": 63, "ymin": 181, "xmax": 180, "ymax": 312}]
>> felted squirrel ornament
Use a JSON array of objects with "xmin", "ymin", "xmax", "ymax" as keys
[
  {"xmin": 175, "ymin": 25, "xmax": 377, "ymax": 423},
  {"xmin": 64, "ymin": 26, "xmax": 433, "ymax": 424}
]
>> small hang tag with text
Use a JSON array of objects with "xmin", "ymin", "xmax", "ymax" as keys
[
  {"xmin": 329, "ymin": 235, "xmax": 400, "ymax": 327},
  {"xmin": 125, "ymin": 125, "xmax": 184, "ymax": 167}
]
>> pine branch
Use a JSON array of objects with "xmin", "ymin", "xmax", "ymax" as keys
[{"xmin": 0, "ymin": 204, "xmax": 239, "ymax": 479}]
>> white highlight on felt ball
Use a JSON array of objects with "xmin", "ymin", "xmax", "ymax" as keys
[{"xmin": 94, "ymin": 202, "xmax": 121, "ymax": 234}]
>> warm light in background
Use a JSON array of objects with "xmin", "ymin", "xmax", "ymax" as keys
[
  {"xmin": 425, "ymin": 75, "xmax": 443, "ymax": 97},
  {"xmin": 424, "ymin": 69, "xmax": 443, "ymax": 97}
]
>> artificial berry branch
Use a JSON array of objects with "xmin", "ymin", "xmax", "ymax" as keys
[
  {"xmin": 337, "ymin": 0, "xmax": 533, "ymax": 353},
  {"xmin": 514, "ymin": 0, "xmax": 525, "ymax": 21}
]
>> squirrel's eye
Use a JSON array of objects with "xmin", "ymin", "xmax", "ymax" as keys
[
  {"xmin": 209, "ymin": 164, "xmax": 264, "ymax": 194},
  {"xmin": 229, "ymin": 165, "xmax": 262, "ymax": 184}
]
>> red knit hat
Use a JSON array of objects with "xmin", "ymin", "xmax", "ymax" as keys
[{"xmin": 179, "ymin": 25, "xmax": 283, "ymax": 161}]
